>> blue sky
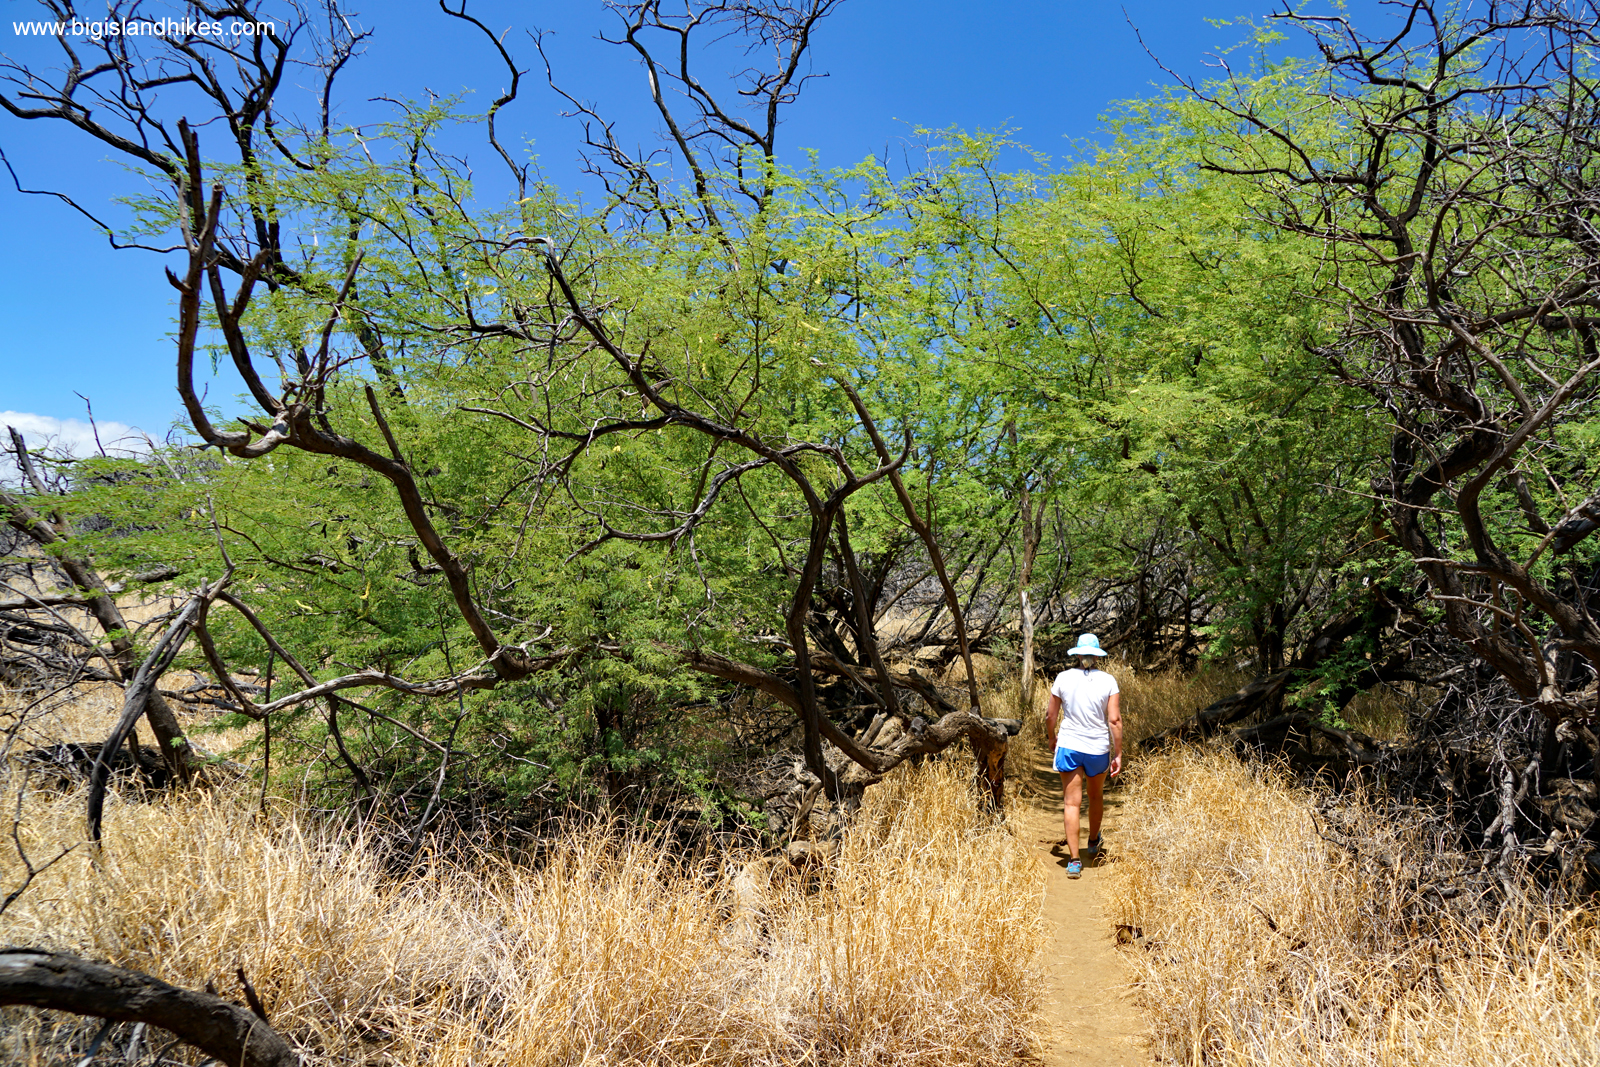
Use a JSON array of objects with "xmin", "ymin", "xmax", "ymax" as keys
[{"xmin": 0, "ymin": 0, "xmax": 1372, "ymax": 445}]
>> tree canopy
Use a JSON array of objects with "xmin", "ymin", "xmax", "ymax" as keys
[{"xmin": 5, "ymin": 2, "xmax": 1600, "ymax": 888}]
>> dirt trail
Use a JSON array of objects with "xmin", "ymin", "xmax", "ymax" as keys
[{"xmin": 1020, "ymin": 759, "xmax": 1150, "ymax": 1066}]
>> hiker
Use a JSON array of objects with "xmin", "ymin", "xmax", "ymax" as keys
[{"xmin": 1045, "ymin": 633, "xmax": 1123, "ymax": 878}]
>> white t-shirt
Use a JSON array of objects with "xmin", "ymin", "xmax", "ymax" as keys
[{"xmin": 1050, "ymin": 667, "xmax": 1119, "ymax": 755}]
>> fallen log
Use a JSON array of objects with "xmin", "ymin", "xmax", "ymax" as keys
[
  {"xmin": 16, "ymin": 741, "xmax": 171, "ymax": 791},
  {"xmin": 0, "ymin": 948, "xmax": 298, "ymax": 1067},
  {"xmin": 1141, "ymin": 670, "xmax": 1295, "ymax": 748},
  {"xmin": 1142, "ymin": 590, "xmax": 1410, "ymax": 751},
  {"xmin": 1228, "ymin": 712, "xmax": 1386, "ymax": 777}
]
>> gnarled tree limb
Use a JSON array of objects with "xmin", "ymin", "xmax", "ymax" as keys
[{"xmin": 0, "ymin": 948, "xmax": 298, "ymax": 1067}]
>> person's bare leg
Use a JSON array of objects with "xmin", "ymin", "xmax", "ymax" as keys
[
  {"xmin": 1060, "ymin": 768, "xmax": 1085, "ymax": 859},
  {"xmin": 1086, "ymin": 771, "xmax": 1107, "ymax": 846}
]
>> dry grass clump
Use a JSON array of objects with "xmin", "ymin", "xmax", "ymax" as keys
[
  {"xmin": 1113, "ymin": 662, "xmax": 1244, "ymax": 746},
  {"xmin": 1102, "ymin": 746, "xmax": 1600, "ymax": 1066},
  {"xmin": 1341, "ymin": 683, "xmax": 1419, "ymax": 743},
  {"xmin": 0, "ymin": 755, "xmax": 1042, "ymax": 1066}
]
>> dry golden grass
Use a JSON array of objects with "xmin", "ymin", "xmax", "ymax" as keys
[
  {"xmin": 1111, "ymin": 661, "xmax": 1244, "ymax": 746},
  {"xmin": 0, "ymin": 674, "xmax": 259, "ymax": 766},
  {"xmin": 0, "ymin": 681, "xmax": 124, "ymax": 753},
  {"xmin": 18, "ymin": 641, "xmax": 1543, "ymax": 1067},
  {"xmin": 0, "ymin": 754, "xmax": 1043, "ymax": 1066},
  {"xmin": 1341, "ymin": 684, "xmax": 1417, "ymax": 743},
  {"xmin": 1103, "ymin": 747, "xmax": 1600, "ymax": 1066}
]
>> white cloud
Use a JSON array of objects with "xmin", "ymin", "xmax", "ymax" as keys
[{"xmin": 1, "ymin": 411, "xmax": 150, "ymax": 488}]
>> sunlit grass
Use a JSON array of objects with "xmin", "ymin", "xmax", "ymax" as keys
[
  {"xmin": 0, "ymin": 755, "xmax": 1043, "ymax": 1066},
  {"xmin": 8, "ymin": 653, "xmax": 1567, "ymax": 1067},
  {"xmin": 1103, "ymin": 747, "xmax": 1600, "ymax": 1066}
]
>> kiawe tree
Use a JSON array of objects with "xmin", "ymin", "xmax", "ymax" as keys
[
  {"xmin": 0, "ymin": 5, "xmax": 1040, "ymax": 1052},
  {"xmin": 1146, "ymin": 0, "xmax": 1600, "ymax": 876},
  {"xmin": 0, "ymin": 0, "xmax": 1024, "ymax": 834},
  {"xmin": 14, "ymin": 0, "xmax": 1590, "ymax": 889}
]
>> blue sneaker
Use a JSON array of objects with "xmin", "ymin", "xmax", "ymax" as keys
[
  {"xmin": 1066, "ymin": 858, "xmax": 1084, "ymax": 878},
  {"xmin": 1084, "ymin": 835, "xmax": 1103, "ymax": 858}
]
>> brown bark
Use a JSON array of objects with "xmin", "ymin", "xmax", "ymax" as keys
[
  {"xmin": 1004, "ymin": 412, "xmax": 1043, "ymax": 723},
  {"xmin": 835, "ymin": 509, "xmax": 900, "ymax": 719},
  {"xmin": 89, "ymin": 580, "xmax": 229, "ymax": 843},
  {"xmin": 835, "ymin": 381, "xmax": 1005, "ymax": 806},
  {"xmin": 676, "ymin": 646, "xmax": 1018, "ymax": 781},
  {"xmin": 0, "ymin": 948, "xmax": 298, "ymax": 1067},
  {"xmin": 1017, "ymin": 475, "xmax": 1042, "ymax": 720}
]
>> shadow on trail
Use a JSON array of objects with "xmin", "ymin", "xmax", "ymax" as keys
[{"xmin": 1020, "ymin": 753, "xmax": 1126, "ymax": 872}]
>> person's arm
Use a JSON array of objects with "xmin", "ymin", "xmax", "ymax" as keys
[
  {"xmin": 1046, "ymin": 693, "xmax": 1061, "ymax": 745},
  {"xmin": 1106, "ymin": 692, "xmax": 1123, "ymax": 776}
]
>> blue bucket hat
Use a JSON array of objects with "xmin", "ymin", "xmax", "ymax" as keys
[{"xmin": 1067, "ymin": 633, "xmax": 1107, "ymax": 657}]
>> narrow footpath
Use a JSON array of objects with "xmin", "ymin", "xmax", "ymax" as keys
[{"xmin": 1021, "ymin": 760, "xmax": 1150, "ymax": 1066}]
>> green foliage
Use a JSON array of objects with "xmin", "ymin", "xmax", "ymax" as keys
[{"xmin": 25, "ymin": 55, "xmax": 1431, "ymax": 814}]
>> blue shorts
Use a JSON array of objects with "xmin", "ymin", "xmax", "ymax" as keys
[{"xmin": 1054, "ymin": 747, "xmax": 1110, "ymax": 777}]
